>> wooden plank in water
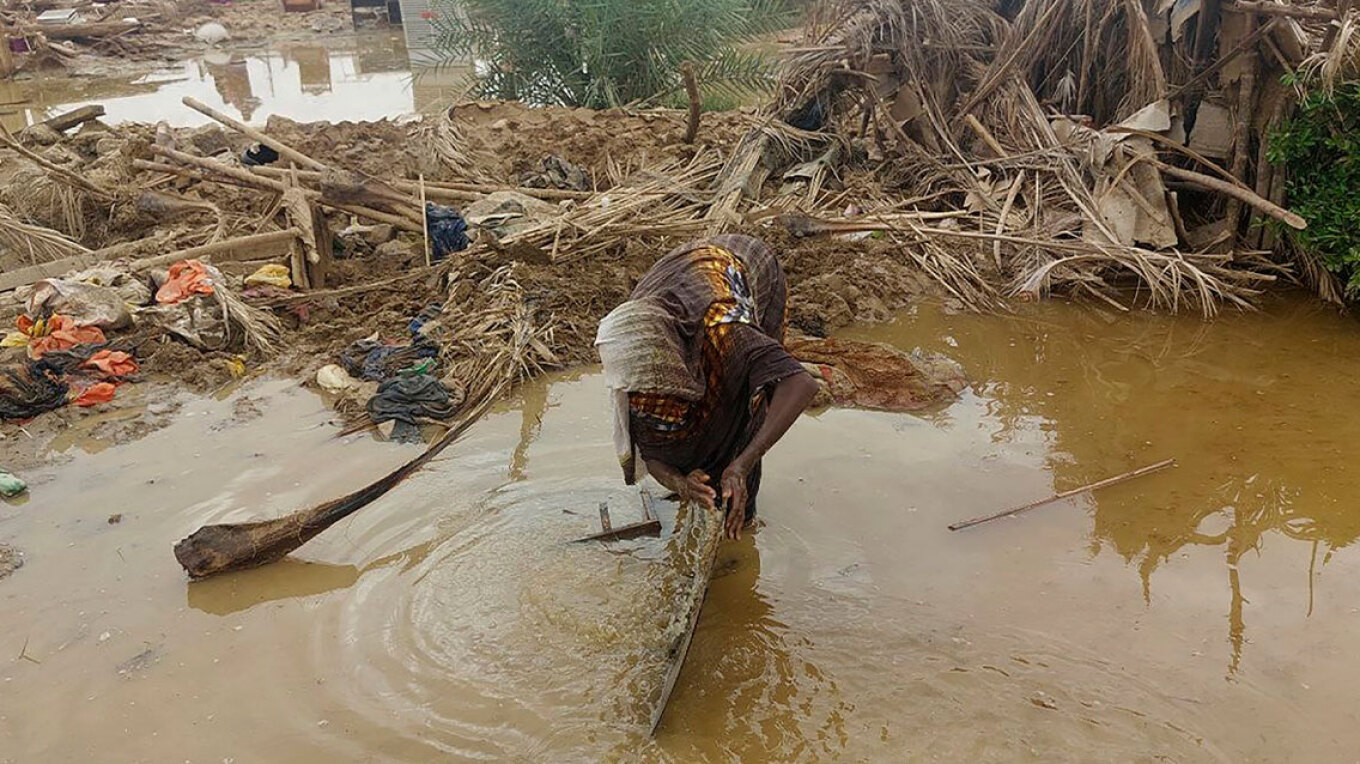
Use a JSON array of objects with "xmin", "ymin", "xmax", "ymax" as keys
[
  {"xmin": 649, "ymin": 503, "xmax": 723, "ymax": 735},
  {"xmin": 574, "ymin": 492, "xmax": 663, "ymax": 543}
]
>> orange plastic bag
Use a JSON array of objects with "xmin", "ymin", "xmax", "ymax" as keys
[
  {"xmin": 81, "ymin": 350, "xmax": 139, "ymax": 378},
  {"xmin": 27, "ymin": 315, "xmax": 106, "ymax": 359},
  {"xmin": 155, "ymin": 260, "xmax": 216, "ymax": 305},
  {"xmin": 73, "ymin": 382, "xmax": 117, "ymax": 407}
]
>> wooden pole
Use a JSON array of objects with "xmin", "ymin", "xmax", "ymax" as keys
[
  {"xmin": 1224, "ymin": 12, "xmax": 1260, "ymax": 241},
  {"xmin": 1224, "ymin": 1, "xmax": 1339, "ymax": 21},
  {"xmin": 1154, "ymin": 160, "xmax": 1305, "ymax": 230},
  {"xmin": 419, "ymin": 173, "xmax": 431, "ymax": 267},
  {"xmin": 181, "ymin": 96, "xmax": 328, "ymax": 171},
  {"xmin": 0, "ymin": 26, "xmax": 15, "ymax": 81},
  {"xmin": 125, "ymin": 228, "xmax": 302, "ymax": 271},
  {"xmin": 681, "ymin": 62, "xmax": 701, "ymax": 144},
  {"xmin": 948, "ymin": 459, "xmax": 1177, "ymax": 531}
]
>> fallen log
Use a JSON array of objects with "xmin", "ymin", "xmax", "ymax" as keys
[
  {"xmin": 174, "ymin": 377, "xmax": 506, "ymax": 580},
  {"xmin": 1153, "ymin": 161, "xmax": 1306, "ymax": 230},
  {"xmin": 39, "ymin": 104, "xmax": 104, "ymax": 133},
  {"xmin": 21, "ymin": 20, "xmax": 140, "ymax": 40}
]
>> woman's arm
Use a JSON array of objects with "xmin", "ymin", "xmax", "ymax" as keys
[
  {"xmin": 645, "ymin": 458, "xmax": 717, "ymax": 510},
  {"xmin": 720, "ymin": 371, "xmax": 818, "ymax": 538}
]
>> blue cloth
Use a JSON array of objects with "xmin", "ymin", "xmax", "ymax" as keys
[{"xmin": 425, "ymin": 204, "xmax": 469, "ymax": 261}]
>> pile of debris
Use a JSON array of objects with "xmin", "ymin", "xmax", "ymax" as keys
[
  {"xmin": 3, "ymin": 0, "xmax": 1355, "ymax": 445},
  {"xmin": 732, "ymin": 0, "xmax": 1353, "ymax": 312}
]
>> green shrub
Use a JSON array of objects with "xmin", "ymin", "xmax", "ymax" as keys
[
  {"xmin": 1267, "ymin": 79, "xmax": 1360, "ymax": 296},
  {"xmin": 428, "ymin": 0, "xmax": 793, "ymax": 110}
]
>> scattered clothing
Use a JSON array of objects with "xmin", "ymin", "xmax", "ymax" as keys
[
  {"xmin": 0, "ymin": 363, "xmax": 69, "ymax": 420},
  {"xmin": 156, "ymin": 260, "xmax": 216, "ymax": 305},
  {"xmin": 73, "ymin": 382, "xmax": 117, "ymax": 408},
  {"xmin": 339, "ymin": 334, "xmax": 440, "ymax": 382},
  {"xmin": 425, "ymin": 203, "xmax": 470, "ymax": 261},
  {"xmin": 366, "ymin": 373, "xmax": 458, "ymax": 443},
  {"xmin": 21, "ymin": 315, "xmax": 107, "ymax": 360},
  {"xmin": 81, "ymin": 350, "xmax": 139, "ymax": 380}
]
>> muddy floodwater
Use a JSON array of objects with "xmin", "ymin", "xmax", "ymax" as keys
[
  {"xmin": 4, "ymin": 295, "xmax": 1360, "ymax": 761},
  {"xmin": 0, "ymin": 33, "xmax": 466, "ymax": 132}
]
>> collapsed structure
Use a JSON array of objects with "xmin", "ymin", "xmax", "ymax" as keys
[{"xmin": 0, "ymin": 0, "xmax": 1355, "ymax": 443}]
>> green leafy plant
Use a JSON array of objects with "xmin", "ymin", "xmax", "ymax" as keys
[
  {"xmin": 428, "ymin": 0, "xmax": 794, "ymax": 109},
  {"xmin": 1267, "ymin": 77, "xmax": 1360, "ymax": 297}
]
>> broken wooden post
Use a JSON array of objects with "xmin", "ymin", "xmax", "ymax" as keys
[
  {"xmin": 0, "ymin": 26, "xmax": 14, "ymax": 81},
  {"xmin": 681, "ymin": 62, "xmax": 701, "ymax": 144},
  {"xmin": 574, "ymin": 490, "xmax": 664, "ymax": 543},
  {"xmin": 1224, "ymin": 10, "xmax": 1261, "ymax": 240},
  {"xmin": 39, "ymin": 104, "xmax": 105, "ymax": 133}
]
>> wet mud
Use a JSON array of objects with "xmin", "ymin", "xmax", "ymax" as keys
[{"xmin": 2, "ymin": 295, "xmax": 1360, "ymax": 760}]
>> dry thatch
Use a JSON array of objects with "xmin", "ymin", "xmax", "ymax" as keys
[
  {"xmin": 0, "ymin": 204, "xmax": 91, "ymax": 265},
  {"xmin": 702, "ymin": 0, "xmax": 1352, "ymax": 313}
]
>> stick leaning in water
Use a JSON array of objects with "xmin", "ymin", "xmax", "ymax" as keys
[
  {"xmin": 173, "ymin": 379, "xmax": 506, "ymax": 579},
  {"xmin": 948, "ymin": 458, "xmax": 1176, "ymax": 531}
]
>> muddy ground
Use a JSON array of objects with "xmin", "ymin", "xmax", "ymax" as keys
[{"xmin": 0, "ymin": 100, "xmax": 952, "ymax": 476}]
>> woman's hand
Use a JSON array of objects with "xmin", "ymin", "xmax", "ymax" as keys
[
  {"xmin": 720, "ymin": 459, "xmax": 750, "ymax": 539},
  {"xmin": 682, "ymin": 469, "xmax": 717, "ymax": 511}
]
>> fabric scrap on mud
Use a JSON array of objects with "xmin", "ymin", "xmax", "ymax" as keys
[
  {"xmin": 366, "ymin": 373, "xmax": 458, "ymax": 443},
  {"xmin": 156, "ymin": 260, "xmax": 217, "ymax": 305}
]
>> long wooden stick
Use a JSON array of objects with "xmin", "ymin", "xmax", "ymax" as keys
[
  {"xmin": 1154, "ymin": 160, "xmax": 1306, "ymax": 230},
  {"xmin": 948, "ymin": 458, "xmax": 1177, "ymax": 531},
  {"xmin": 143, "ymin": 150, "xmax": 422, "ymax": 232},
  {"xmin": 1225, "ymin": 0, "xmax": 1339, "ymax": 20},
  {"xmin": 182, "ymin": 96, "xmax": 327, "ymax": 171}
]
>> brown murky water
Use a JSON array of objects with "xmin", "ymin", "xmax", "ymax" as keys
[
  {"xmin": 0, "ymin": 33, "xmax": 466, "ymax": 132},
  {"xmin": 4, "ymin": 295, "xmax": 1360, "ymax": 761}
]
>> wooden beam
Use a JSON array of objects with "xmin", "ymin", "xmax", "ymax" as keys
[
  {"xmin": 181, "ymin": 96, "xmax": 327, "ymax": 171},
  {"xmin": 1224, "ymin": 1, "xmax": 1339, "ymax": 21},
  {"xmin": 38, "ymin": 104, "xmax": 105, "ymax": 133},
  {"xmin": 0, "ymin": 229, "xmax": 301, "ymax": 293},
  {"xmin": 0, "ymin": 26, "xmax": 14, "ymax": 81},
  {"xmin": 18, "ymin": 20, "xmax": 142, "ymax": 41}
]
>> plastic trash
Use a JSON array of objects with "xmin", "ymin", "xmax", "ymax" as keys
[
  {"xmin": 24, "ymin": 279, "xmax": 132, "ymax": 329},
  {"xmin": 21, "ymin": 315, "xmax": 106, "ymax": 360},
  {"xmin": 244, "ymin": 264, "xmax": 292, "ymax": 288},
  {"xmin": 193, "ymin": 22, "xmax": 230, "ymax": 44},
  {"xmin": 316, "ymin": 364, "xmax": 359, "ymax": 393},
  {"xmin": 0, "ymin": 470, "xmax": 26, "ymax": 498}
]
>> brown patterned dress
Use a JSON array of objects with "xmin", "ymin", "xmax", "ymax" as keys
[{"xmin": 626, "ymin": 235, "xmax": 806, "ymax": 520}]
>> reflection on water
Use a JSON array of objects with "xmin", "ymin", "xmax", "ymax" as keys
[
  {"xmin": 851, "ymin": 293, "xmax": 1360, "ymax": 678},
  {"xmin": 6, "ymin": 296, "xmax": 1360, "ymax": 760},
  {"xmin": 0, "ymin": 33, "xmax": 468, "ymax": 131}
]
